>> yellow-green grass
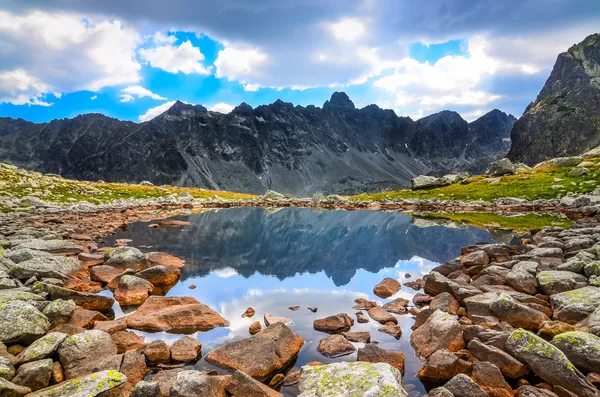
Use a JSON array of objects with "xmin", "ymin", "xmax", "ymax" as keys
[
  {"xmin": 420, "ymin": 212, "xmax": 574, "ymax": 232},
  {"xmin": 351, "ymin": 160, "xmax": 600, "ymax": 202}
]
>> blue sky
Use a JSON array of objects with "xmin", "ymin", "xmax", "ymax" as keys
[{"xmin": 0, "ymin": 1, "xmax": 598, "ymax": 123}]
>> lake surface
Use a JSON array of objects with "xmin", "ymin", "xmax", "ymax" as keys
[{"xmin": 103, "ymin": 207, "xmax": 509, "ymax": 395}]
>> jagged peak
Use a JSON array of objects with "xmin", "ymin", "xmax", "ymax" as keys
[
  {"xmin": 232, "ymin": 102, "xmax": 253, "ymax": 115},
  {"xmin": 165, "ymin": 100, "xmax": 208, "ymax": 117},
  {"xmin": 323, "ymin": 91, "xmax": 355, "ymax": 111}
]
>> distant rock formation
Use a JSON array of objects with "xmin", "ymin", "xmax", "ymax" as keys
[
  {"xmin": 0, "ymin": 92, "xmax": 515, "ymax": 195},
  {"xmin": 508, "ymin": 33, "xmax": 600, "ymax": 165}
]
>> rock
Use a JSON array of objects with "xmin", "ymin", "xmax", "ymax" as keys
[
  {"xmin": 584, "ymin": 261, "xmax": 600, "ymax": 278},
  {"xmin": 443, "ymin": 374, "xmax": 488, "ymax": 397},
  {"xmin": 373, "ymin": 278, "xmax": 401, "ymax": 298},
  {"xmin": 119, "ymin": 350, "xmax": 147, "ymax": 394},
  {"xmin": 144, "ymin": 340, "xmax": 171, "ymax": 364},
  {"xmin": 69, "ymin": 308, "xmax": 107, "ymax": 329},
  {"xmin": 538, "ymin": 321, "xmax": 575, "ymax": 339},
  {"xmin": 551, "ymin": 331, "xmax": 600, "ymax": 373},
  {"xmin": 78, "ymin": 253, "xmax": 104, "ymax": 267},
  {"xmin": 89, "ymin": 265, "xmax": 121, "ymax": 284},
  {"xmin": 57, "ymin": 330, "xmax": 118, "ymax": 379},
  {"xmin": 368, "ymin": 307, "xmax": 397, "ymax": 324},
  {"xmin": 126, "ymin": 296, "xmax": 227, "ymax": 333},
  {"xmin": 0, "ymin": 356, "xmax": 14, "ymax": 380},
  {"xmin": 536, "ymin": 271, "xmax": 588, "ymax": 295},
  {"xmin": 487, "ymin": 158, "xmax": 516, "ymax": 176},
  {"xmin": 461, "ymin": 250, "xmax": 489, "ymax": 267},
  {"xmin": 51, "ymin": 361, "xmax": 63, "ymax": 384},
  {"xmin": 317, "ymin": 334, "xmax": 355, "ymax": 358},
  {"xmin": 0, "ymin": 300, "xmax": 50, "ymax": 344},
  {"xmin": 569, "ymin": 167, "xmax": 589, "ymax": 176},
  {"xmin": 94, "ymin": 318, "xmax": 127, "ymax": 334},
  {"xmin": 104, "ymin": 247, "xmax": 148, "ymax": 271},
  {"xmin": 249, "ymin": 321, "xmax": 261, "ymax": 335},
  {"xmin": 146, "ymin": 252, "xmax": 184, "ymax": 268},
  {"xmin": 170, "ymin": 370, "xmax": 228, "ymax": 397},
  {"xmin": 550, "ymin": 287, "xmax": 600, "ymax": 324},
  {"xmin": 411, "ymin": 175, "xmax": 449, "ymax": 189},
  {"xmin": 0, "ymin": 378, "xmax": 30, "ymax": 396},
  {"xmin": 424, "ymin": 272, "xmax": 481, "ymax": 302},
  {"xmin": 42, "ymin": 299, "xmax": 76, "ymax": 326},
  {"xmin": 130, "ymin": 381, "xmax": 161, "ymax": 397},
  {"xmin": 297, "ymin": 362, "xmax": 407, "ymax": 396},
  {"xmin": 356, "ymin": 311, "xmax": 369, "ymax": 323},
  {"xmin": 31, "ymin": 282, "xmax": 114, "ymax": 312},
  {"xmin": 427, "ymin": 387, "xmax": 454, "ymax": 397},
  {"xmin": 382, "ymin": 298, "xmax": 409, "ymax": 313},
  {"xmin": 156, "ymin": 220, "xmax": 190, "ymax": 228},
  {"xmin": 467, "ymin": 339, "xmax": 530, "ymax": 378},
  {"xmin": 413, "ymin": 293, "xmax": 432, "ymax": 306},
  {"xmin": 506, "ymin": 268, "xmax": 539, "ymax": 295},
  {"xmin": 417, "ymin": 349, "xmax": 471, "ymax": 381},
  {"xmin": 357, "ymin": 343, "xmax": 405, "ymax": 373},
  {"xmin": 410, "ymin": 310, "xmax": 464, "ymax": 358},
  {"xmin": 505, "ymin": 329, "xmax": 597, "ymax": 396},
  {"xmin": 515, "ymin": 385, "xmax": 559, "ymax": 396},
  {"xmin": 264, "ymin": 313, "xmax": 292, "ymax": 326},
  {"xmin": 226, "ymin": 369, "xmax": 281, "ymax": 397},
  {"xmin": 111, "ymin": 331, "xmax": 146, "ymax": 354},
  {"xmin": 149, "ymin": 368, "xmax": 183, "ymax": 397},
  {"xmin": 205, "ymin": 322, "xmax": 304, "ymax": 379},
  {"xmin": 136, "ymin": 266, "xmax": 180, "ymax": 286},
  {"xmin": 16, "ymin": 332, "xmax": 67, "ymax": 364},
  {"xmin": 353, "ymin": 298, "xmax": 377, "ymax": 310},
  {"xmin": 490, "ymin": 293, "xmax": 550, "ymax": 330},
  {"xmin": 15, "ymin": 239, "xmax": 85, "ymax": 256},
  {"xmin": 242, "ymin": 307, "xmax": 255, "ymax": 318},
  {"xmin": 11, "ymin": 358, "xmax": 52, "ymax": 391},
  {"xmin": 378, "ymin": 323, "xmax": 403, "ymax": 339},
  {"xmin": 170, "ymin": 336, "xmax": 201, "ymax": 363},
  {"xmin": 471, "ymin": 361, "xmax": 513, "ymax": 397},
  {"xmin": 313, "ymin": 313, "xmax": 354, "ymax": 333},
  {"xmin": 6, "ymin": 253, "xmax": 82, "ymax": 281},
  {"xmin": 429, "ymin": 292, "xmax": 459, "ymax": 314},
  {"xmin": 114, "ymin": 275, "xmax": 153, "ymax": 306},
  {"xmin": 24, "ymin": 369, "xmax": 127, "ymax": 397},
  {"xmin": 342, "ymin": 331, "xmax": 370, "ymax": 343}
]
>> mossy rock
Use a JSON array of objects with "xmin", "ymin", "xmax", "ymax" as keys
[{"xmin": 24, "ymin": 369, "xmax": 126, "ymax": 397}]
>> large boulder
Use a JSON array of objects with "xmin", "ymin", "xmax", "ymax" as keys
[
  {"xmin": 14, "ymin": 239, "xmax": 85, "ymax": 256},
  {"xmin": 467, "ymin": 339, "xmax": 529, "ymax": 378},
  {"xmin": 170, "ymin": 336, "xmax": 202, "ymax": 363},
  {"xmin": 424, "ymin": 272, "xmax": 481, "ymax": 302},
  {"xmin": 317, "ymin": 334, "xmax": 355, "ymax": 358},
  {"xmin": 24, "ymin": 369, "xmax": 126, "ymax": 397},
  {"xmin": 550, "ymin": 286, "xmax": 600, "ymax": 323},
  {"xmin": 11, "ymin": 358, "xmax": 52, "ymax": 391},
  {"xmin": 536, "ymin": 271, "xmax": 588, "ymax": 295},
  {"xmin": 471, "ymin": 361, "xmax": 513, "ymax": 397},
  {"xmin": 31, "ymin": 282, "xmax": 114, "ymax": 312},
  {"xmin": 126, "ymin": 296, "xmax": 227, "ymax": 333},
  {"xmin": 313, "ymin": 313, "xmax": 354, "ymax": 333},
  {"xmin": 136, "ymin": 266, "xmax": 180, "ymax": 286},
  {"xmin": 0, "ymin": 300, "xmax": 50, "ymax": 344},
  {"xmin": 410, "ymin": 310, "xmax": 464, "ymax": 358},
  {"xmin": 417, "ymin": 349, "xmax": 471, "ymax": 381},
  {"xmin": 297, "ymin": 362, "xmax": 407, "ymax": 396},
  {"xmin": 490, "ymin": 293, "xmax": 549, "ymax": 330},
  {"xmin": 551, "ymin": 331, "xmax": 600, "ymax": 373},
  {"xmin": 356, "ymin": 344, "xmax": 405, "ymax": 373},
  {"xmin": 505, "ymin": 329, "xmax": 597, "ymax": 396},
  {"xmin": 16, "ymin": 332, "xmax": 68, "ymax": 364},
  {"xmin": 170, "ymin": 370, "xmax": 228, "ymax": 397},
  {"xmin": 487, "ymin": 158, "xmax": 516, "ymax": 176},
  {"xmin": 373, "ymin": 278, "xmax": 400, "ymax": 298},
  {"xmin": 0, "ymin": 377, "xmax": 30, "ymax": 396},
  {"xmin": 113, "ymin": 275, "xmax": 153, "ymax": 306},
  {"xmin": 225, "ymin": 370, "xmax": 281, "ymax": 397},
  {"xmin": 411, "ymin": 175, "xmax": 449, "ymax": 190},
  {"xmin": 205, "ymin": 322, "xmax": 304, "ymax": 379},
  {"xmin": 104, "ymin": 247, "xmax": 148, "ymax": 271},
  {"xmin": 506, "ymin": 268, "xmax": 539, "ymax": 295},
  {"xmin": 367, "ymin": 307, "xmax": 397, "ymax": 324},
  {"xmin": 439, "ymin": 374, "xmax": 488, "ymax": 397},
  {"xmin": 57, "ymin": 330, "xmax": 118, "ymax": 379},
  {"xmin": 6, "ymin": 252, "xmax": 82, "ymax": 280}
]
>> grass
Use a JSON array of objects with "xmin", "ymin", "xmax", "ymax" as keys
[
  {"xmin": 419, "ymin": 212, "xmax": 574, "ymax": 232},
  {"xmin": 350, "ymin": 159, "xmax": 600, "ymax": 203}
]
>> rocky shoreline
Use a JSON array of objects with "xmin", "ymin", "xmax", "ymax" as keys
[{"xmin": 0, "ymin": 201, "xmax": 600, "ymax": 395}]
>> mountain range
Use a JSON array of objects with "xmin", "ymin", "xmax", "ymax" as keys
[{"xmin": 0, "ymin": 93, "xmax": 515, "ymax": 195}]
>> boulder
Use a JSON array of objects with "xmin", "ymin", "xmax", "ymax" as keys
[
  {"xmin": 69, "ymin": 308, "xmax": 107, "ymax": 329},
  {"xmin": 0, "ymin": 300, "xmax": 50, "ymax": 344},
  {"xmin": 551, "ymin": 331, "xmax": 600, "ymax": 373},
  {"xmin": 313, "ymin": 313, "xmax": 354, "ymax": 333},
  {"xmin": 126, "ymin": 296, "xmax": 227, "ymax": 333},
  {"xmin": 382, "ymin": 298, "xmax": 409, "ymax": 314},
  {"xmin": 537, "ymin": 320, "xmax": 575, "ymax": 339},
  {"xmin": 130, "ymin": 381, "xmax": 161, "ymax": 397},
  {"xmin": 11, "ymin": 358, "xmax": 52, "ymax": 391},
  {"xmin": 429, "ymin": 292, "xmax": 459, "ymax": 314},
  {"xmin": 424, "ymin": 272, "xmax": 481, "ymax": 302},
  {"xmin": 467, "ymin": 339, "xmax": 529, "ymax": 378},
  {"xmin": 584, "ymin": 261, "xmax": 600, "ymax": 278},
  {"xmin": 42, "ymin": 299, "xmax": 76, "ymax": 326},
  {"xmin": 16, "ymin": 332, "xmax": 67, "ymax": 364},
  {"xmin": 373, "ymin": 278, "xmax": 401, "ymax": 298},
  {"xmin": 515, "ymin": 385, "xmax": 560, "ymax": 396},
  {"xmin": 93, "ymin": 318, "xmax": 127, "ymax": 334},
  {"xmin": 471, "ymin": 361, "xmax": 513, "ymax": 397},
  {"xmin": 411, "ymin": 175, "xmax": 449, "ymax": 189},
  {"xmin": 24, "ymin": 369, "xmax": 126, "ymax": 397},
  {"xmin": 506, "ymin": 268, "xmax": 539, "ymax": 295},
  {"xmin": 490, "ymin": 293, "xmax": 549, "ymax": 330},
  {"xmin": 368, "ymin": 307, "xmax": 397, "ymax": 324},
  {"xmin": 505, "ymin": 329, "xmax": 597, "ymax": 396},
  {"xmin": 317, "ymin": 334, "xmax": 355, "ymax": 358},
  {"xmin": 417, "ymin": 349, "xmax": 471, "ymax": 381},
  {"xmin": 249, "ymin": 321, "xmax": 261, "ymax": 335},
  {"xmin": 14, "ymin": 239, "xmax": 85, "ymax": 255},
  {"xmin": 6, "ymin": 254, "xmax": 82, "ymax": 281},
  {"xmin": 144, "ymin": 340, "xmax": 170, "ymax": 364},
  {"xmin": 0, "ymin": 357, "xmax": 14, "ymax": 380},
  {"xmin": 0, "ymin": 378, "xmax": 30, "ymax": 396},
  {"xmin": 149, "ymin": 368, "xmax": 184, "ymax": 397},
  {"xmin": 89, "ymin": 265, "xmax": 121, "ymax": 284},
  {"xmin": 442, "ymin": 374, "xmax": 489, "ymax": 397},
  {"xmin": 341, "ymin": 331, "xmax": 370, "ymax": 343},
  {"xmin": 136, "ymin": 266, "xmax": 180, "ymax": 286},
  {"xmin": 205, "ymin": 322, "xmax": 304, "ymax": 380},
  {"xmin": 411, "ymin": 310, "xmax": 464, "ymax": 358},
  {"xmin": 226, "ymin": 370, "xmax": 281, "ymax": 397},
  {"xmin": 170, "ymin": 370, "xmax": 228, "ymax": 397},
  {"xmin": 356, "ymin": 344, "xmax": 405, "ymax": 373},
  {"xmin": 146, "ymin": 252, "xmax": 184, "ymax": 268},
  {"xmin": 111, "ymin": 330, "xmax": 146, "ymax": 353},
  {"xmin": 297, "ymin": 362, "xmax": 407, "ymax": 397},
  {"xmin": 104, "ymin": 247, "xmax": 148, "ymax": 271},
  {"xmin": 487, "ymin": 158, "xmax": 516, "ymax": 176},
  {"xmin": 31, "ymin": 282, "xmax": 114, "ymax": 312},
  {"xmin": 461, "ymin": 250, "xmax": 489, "ymax": 266},
  {"xmin": 170, "ymin": 336, "xmax": 202, "ymax": 363},
  {"xmin": 113, "ymin": 275, "xmax": 153, "ymax": 306},
  {"xmin": 550, "ymin": 287, "xmax": 600, "ymax": 324},
  {"xmin": 356, "ymin": 311, "xmax": 369, "ymax": 323},
  {"xmin": 57, "ymin": 330, "xmax": 118, "ymax": 379},
  {"xmin": 536, "ymin": 271, "xmax": 588, "ymax": 295},
  {"xmin": 378, "ymin": 323, "xmax": 403, "ymax": 339},
  {"xmin": 264, "ymin": 313, "xmax": 292, "ymax": 326},
  {"xmin": 118, "ymin": 350, "xmax": 147, "ymax": 395}
]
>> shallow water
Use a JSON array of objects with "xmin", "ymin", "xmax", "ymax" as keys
[{"xmin": 103, "ymin": 207, "xmax": 510, "ymax": 395}]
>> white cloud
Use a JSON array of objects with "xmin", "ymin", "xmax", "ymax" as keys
[
  {"xmin": 149, "ymin": 31, "xmax": 176, "ymax": 44},
  {"xmin": 139, "ymin": 39, "xmax": 211, "ymax": 75},
  {"xmin": 120, "ymin": 85, "xmax": 166, "ymax": 102},
  {"xmin": 90, "ymin": 95, "xmax": 98, "ymax": 100},
  {"xmin": 0, "ymin": 10, "xmax": 141, "ymax": 106},
  {"xmin": 461, "ymin": 109, "xmax": 487, "ymax": 122},
  {"xmin": 214, "ymin": 45, "xmax": 267, "ymax": 82},
  {"xmin": 210, "ymin": 103, "xmax": 235, "ymax": 114},
  {"xmin": 243, "ymin": 83, "xmax": 260, "ymax": 92},
  {"xmin": 328, "ymin": 18, "xmax": 365, "ymax": 42},
  {"xmin": 139, "ymin": 100, "xmax": 178, "ymax": 122}
]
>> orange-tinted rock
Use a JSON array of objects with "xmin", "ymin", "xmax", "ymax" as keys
[
  {"xmin": 313, "ymin": 313, "xmax": 354, "ymax": 334},
  {"xmin": 89, "ymin": 265, "xmax": 121, "ymax": 284},
  {"xmin": 353, "ymin": 298, "xmax": 377, "ymax": 310},
  {"xmin": 342, "ymin": 331, "xmax": 370, "ymax": 343},
  {"xmin": 264, "ymin": 313, "xmax": 292, "ymax": 326},
  {"xmin": 373, "ymin": 278, "xmax": 401, "ymax": 298},
  {"xmin": 94, "ymin": 318, "xmax": 127, "ymax": 334},
  {"xmin": 368, "ymin": 307, "xmax": 397, "ymax": 325},
  {"xmin": 112, "ymin": 330, "xmax": 146, "ymax": 353},
  {"xmin": 156, "ymin": 220, "xmax": 190, "ymax": 227},
  {"xmin": 378, "ymin": 322, "xmax": 402, "ymax": 339},
  {"xmin": 136, "ymin": 266, "xmax": 180, "ymax": 286},
  {"xmin": 461, "ymin": 250, "xmax": 489, "ymax": 266},
  {"xmin": 356, "ymin": 311, "xmax": 369, "ymax": 323},
  {"xmin": 357, "ymin": 343, "xmax": 405, "ymax": 373},
  {"xmin": 78, "ymin": 253, "xmax": 105, "ymax": 268},
  {"xmin": 249, "ymin": 321, "xmax": 261, "ymax": 335},
  {"xmin": 410, "ymin": 310, "xmax": 464, "ymax": 358},
  {"xmin": 242, "ymin": 307, "xmax": 255, "ymax": 318},
  {"xmin": 226, "ymin": 370, "xmax": 281, "ymax": 397},
  {"xmin": 382, "ymin": 298, "xmax": 409, "ymax": 314},
  {"xmin": 144, "ymin": 340, "xmax": 171, "ymax": 364},
  {"xmin": 126, "ymin": 296, "xmax": 227, "ymax": 333},
  {"xmin": 417, "ymin": 349, "xmax": 471, "ymax": 381},
  {"xmin": 62, "ymin": 277, "xmax": 103, "ymax": 293},
  {"xmin": 317, "ymin": 334, "xmax": 356, "ymax": 358},
  {"xmin": 147, "ymin": 252, "xmax": 184, "ymax": 268},
  {"xmin": 472, "ymin": 361, "xmax": 513, "ymax": 397},
  {"xmin": 114, "ymin": 275, "xmax": 153, "ymax": 306},
  {"xmin": 51, "ymin": 361, "xmax": 64, "ymax": 384},
  {"xmin": 205, "ymin": 323, "xmax": 304, "ymax": 380},
  {"xmin": 150, "ymin": 368, "xmax": 184, "ymax": 396},
  {"xmin": 170, "ymin": 336, "xmax": 201, "ymax": 363},
  {"xmin": 69, "ymin": 308, "xmax": 107, "ymax": 329}
]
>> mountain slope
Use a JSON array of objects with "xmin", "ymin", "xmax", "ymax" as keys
[
  {"xmin": 508, "ymin": 33, "xmax": 600, "ymax": 164},
  {"xmin": 0, "ymin": 93, "xmax": 514, "ymax": 195}
]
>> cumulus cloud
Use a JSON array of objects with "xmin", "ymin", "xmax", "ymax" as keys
[
  {"xmin": 328, "ymin": 18, "xmax": 365, "ymax": 42},
  {"xmin": 0, "ymin": 10, "xmax": 141, "ymax": 106},
  {"xmin": 214, "ymin": 45, "xmax": 267, "ymax": 82},
  {"xmin": 139, "ymin": 39, "xmax": 211, "ymax": 75},
  {"xmin": 119, "ymin": 85, "xmax": 166, "ymax": 102},
  {"xmin": 209, "ymin": 103, "xmax": 235, "ymax": 114},
  {"xmin": 138, "ymin": 100, "xmax": 177, "ymax": 122}
]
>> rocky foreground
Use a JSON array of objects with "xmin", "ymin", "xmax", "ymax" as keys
[{"xmin": 0, "ymin": 194, "xmax": 600, "ymax": 396}]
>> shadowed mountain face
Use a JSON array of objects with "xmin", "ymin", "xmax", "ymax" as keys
[
  {"xmin": 104, "ymin": 207, "xmax": 496, "ymax": 286},
  {"xmin": 508, "ymin": 33, "xmax": 600, "ymax": 165},
  {"xmin": 0, "ymin": 92, "xmax": 515, "ymax": 195}
]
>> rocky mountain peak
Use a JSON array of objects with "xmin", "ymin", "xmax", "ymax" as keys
[
  {"xmin": 165, "ymin": 100, "xmax": 208, "ymax": 117},
  {"xmin": 232, "ymin": 102, "xmax": 253, "ymax": 116},
  {"xmin": 323, "ymin": 91, "xmax": 356, "ymax": 111}
]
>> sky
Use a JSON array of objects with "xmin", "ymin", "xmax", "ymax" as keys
[{"xmin": 0, "ymin": 0, "xmax": 598, "ymax": 123}]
